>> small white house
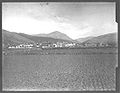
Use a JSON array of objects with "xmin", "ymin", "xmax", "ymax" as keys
[
  {"xmin": 8, "ymin": 46, "xmax": 16, "ymax": 49},
  {"xmin": 52, "ymin": 44, "xmax": 58, "ymax": 48}
]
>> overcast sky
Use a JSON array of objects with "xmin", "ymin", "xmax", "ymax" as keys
[{"xmin": 2, "ymin": 2, "xmax": 117, "ymax": 39}]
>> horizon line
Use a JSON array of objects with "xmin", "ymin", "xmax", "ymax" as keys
[{"xmin": 2, "ymin": 29, "xmax": 117, "ymax": 40}]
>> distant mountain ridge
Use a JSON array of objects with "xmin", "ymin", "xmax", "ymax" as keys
[
  {"xmin": 2, "ymin": 29, "xmax": 74, "ymax": 48},
  {"xmin": 83, "ymin": 33, "xmax": 117, "ymax": 44},
  {"xmin": 18, "ymin": 32, "xmax": 73, "ymax": 43},
  {"xmin": 2, "ymin": 30, "xmax": 34, "ymax": 45},
  {"xmin": 2, "ymin": 29, "xmax": 117, "ymax": 48},
  {"xmin": 33, "ymin": 31, "xmax": 73, "ymax": 41},
  {"xmin": 76, "ymin": 36, "xmax": 94, "ymax": 43}
]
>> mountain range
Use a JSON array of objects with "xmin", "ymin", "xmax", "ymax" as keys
[
  {"xmin": 2, "ymin": 30, "xmax": 34, "ymax": 45},
  {"xmin": 2, "ymin": 29, "xmax": 117, "ymax": 48},
  {"xmin": 34, "ymin": 31, "xmax": 73, "ymax": 41},
  {"xmin": 83, "ymin": 33, "xmax": 117, "ymax": 44},
  {"xmin": 76, "ymin": 36, "xmax": 94, "ymax": 43},
  {"xmin": 2, "ymin": 30, "xmax": 74, "ymax": 48}
]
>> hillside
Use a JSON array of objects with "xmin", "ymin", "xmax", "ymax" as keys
[
  {"xmin": 2, "ymin": 29, "xmax": 117, "ymax": 48},
  {"xmin": 76, "ymin": 36, "xmax": 94, "ymax": 43},
  {"xmin": 2, "ymin": 30, "xmax": 35, "ymax": 46},
  {"xmin": 2, "ymin": 30, "xmax": 74, "ymax": 47},
  {"xmin": 83, "ymin": 33, "xmax": 117, "ymax": 44},
  {"xmin": 18, "ymin": 33, "xmax": 74, "ymax": 44},
  {"xmin": 33, "ymin": 31, "xmax": 73, "ymax": 41}
]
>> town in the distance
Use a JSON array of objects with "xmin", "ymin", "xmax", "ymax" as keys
[{"xmin": 2, "ymin": 29, "xmax": 118, "ymax": 50}]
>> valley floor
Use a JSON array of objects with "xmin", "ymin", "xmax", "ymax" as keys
[{"xmin": 2, "ymin": 48, "xmax": 118, "ymax": 91}]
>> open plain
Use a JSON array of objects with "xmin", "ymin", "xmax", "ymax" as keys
[{"xmin": 2, "ymin": 48, "xmax": 117, "ymax": 91}]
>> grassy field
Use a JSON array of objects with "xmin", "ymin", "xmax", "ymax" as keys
[{"xmin": 2, "ymin": 48, "xmax": 117, "ymax": 91}]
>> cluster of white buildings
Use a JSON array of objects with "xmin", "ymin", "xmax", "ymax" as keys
[
  {"xmin": 8, "ymin": 42, "xmax": 77, "ymax": 49},
  {"xmin": 8, "ymin": 44, "xmax": 34, "ymax": 49},
  {"xmin": 8, "ymin": 42, "xmax": 114, "ymax": 49},
  {"xmin": 41, "ymin": 42, "xmax": 76, "ymax": 49},
  {"xmin": 82, "ymin": 42, "xmax": 110, "ymax": 47}
]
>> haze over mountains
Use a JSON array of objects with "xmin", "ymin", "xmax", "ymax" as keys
[{"xmin": 2, "ymin": 29, "xmax": 117, "ymax": 48}]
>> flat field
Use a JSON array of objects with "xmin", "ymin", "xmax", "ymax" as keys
[{"xmin": 2, "ymin": 48, "xmax": 118, "ymax": 91}]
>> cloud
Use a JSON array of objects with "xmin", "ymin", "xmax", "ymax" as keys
[
  {"xmin": 2, "ymin": 16, "xmax": 58, "ymax": 34},
  {"xmin": 2, "ymin": 2, "xmax": 116, "ymax": 39},
  {"xmin": 53, "ymin": 16, "xmax": 70, "ymax": 23}
]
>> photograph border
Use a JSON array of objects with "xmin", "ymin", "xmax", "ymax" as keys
[{"xmin": 0, "ymin": 0, "xmax": 119, "ymax": 93}]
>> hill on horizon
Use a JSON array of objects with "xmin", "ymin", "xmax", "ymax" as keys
[
  {"xmin": 18, "ymin": 32, "xmax": 74, "ymax": 44},
  {"xmin": 2, "ymin": 29, "xmax": 118, "ymax": 48},
  {"xmin": 2, "ymin": 29, "xmax": 75, "ymax": 48},
  {"xmin": 83, "ymin": 33, "xmax": 117, "ymax": 44},
  {"xmin": 2, "ymin": 30, "xmax": 35, "ymax": 46},
  {"xmin": 76, "ymin": 36, "xmax": 94, "ymax": 43},
  {"xmin": 33, "ymin": 31, "xmax": 73, "ymax": 41}
]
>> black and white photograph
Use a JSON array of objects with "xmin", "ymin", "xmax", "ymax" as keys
[{"xmin": 2, "ymin": 2, "xmax": 118, "ymax": 91}]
